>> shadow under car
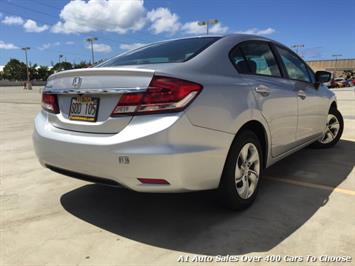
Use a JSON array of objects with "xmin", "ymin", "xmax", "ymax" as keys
[{"xmin": 60, "ymin": 139, "xmax": 355, "ymax": 255}]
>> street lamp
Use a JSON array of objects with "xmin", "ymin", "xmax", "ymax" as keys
[
  {"xmin": 332, "ymin": 54, "xmax": 342, "ymax": 76},
  {"xmin": 197, "ymin": 19, "xmax": 218, "ymax": 35},
  {"xmin": 21, "ymin": 47, "xmax": 31, "ymax": 90},
  {"xmin": 86, "ymin": 37, "xmax": 98, "ymax": 65},
  {"xmin": 291, "ymin": 44, "xmax": 304, "ymax": 56},
  {"xmin": 59, "ymin": 54, "xmax": 63, "ymax": 63}
]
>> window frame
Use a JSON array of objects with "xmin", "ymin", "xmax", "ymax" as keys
[
  {"xmin": 229, "ymin": 40, "xmax": 285, "ymax": 79},
  {"xmin": 306, "ymin": 65, "xmax": 316, "ymax": 84},
  {"xmin": 272, "ymin": 43, "xmax": 314, "ymax": 84},
  {"xmin": 229, "ymin": 40, "xmax": 317, "ymax": 86}
]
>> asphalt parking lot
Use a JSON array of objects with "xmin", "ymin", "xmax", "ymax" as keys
[{"xmin": 1, "ymin": 86, "xmax": 354, "ymax": 266}]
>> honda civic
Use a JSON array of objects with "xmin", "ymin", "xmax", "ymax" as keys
[{"xmin": 33, "ymin": 35, "xmax": 343, "ymax": 209}]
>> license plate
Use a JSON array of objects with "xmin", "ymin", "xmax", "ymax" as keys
[{"xmin": 69, "ymin": 96, "xmax": 99, "ymax": 122}]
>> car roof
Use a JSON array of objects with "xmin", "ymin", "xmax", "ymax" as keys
[
  {"xmin": 158, "ymin": 33, "xmax": 274, "ymax": 43},
  {"xmin": 164, "ymin": 34, "xmax": 287, "ymax": 50}
]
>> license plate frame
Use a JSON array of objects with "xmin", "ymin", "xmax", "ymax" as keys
[{"xmin": 68, "ymin": 96, "xmax": 100, "ymax": 122}]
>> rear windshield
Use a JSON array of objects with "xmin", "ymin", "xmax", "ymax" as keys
[{"xmin": 99, "ymin": 37, "xmax": 220, "ymax": 67}]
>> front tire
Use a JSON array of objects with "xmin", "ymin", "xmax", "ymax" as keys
[
  {"xmin": 311, "ymin": 108, "xmax": 344, "ymax": 149},
  {"xmin": 218, "ymin": 130, "xmax": 263, "ymax": 210}
]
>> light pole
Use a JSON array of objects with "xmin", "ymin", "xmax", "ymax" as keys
[
  {"xmin": 59, "ymin": 54, "xmax": 63, "ymax": 63},
  {"xmin": 21, "ymin": 47, "xmax": 31, "ymax": 90},
  {"xmin": 332, "ymin": 54, "xmax": 342, "ymax": 77},
  {"xmin": 86, "ymin": 37, "xmax": 98, "ymax": 65},
  {"xmin": 197, "ymin": 19, "xmax": 218, "ymax": 35},
  {"xmin": 291, "ymin": 44, "xmax": 304, "ymax": 56}
]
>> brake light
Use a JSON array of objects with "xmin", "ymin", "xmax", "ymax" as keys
[
  {"xmin": 42, "ymin": 93, "xmax": 59, "ymax": 114},
  {"xmin": 111, "ymin": 75, "xmax": 202, "ymax": 116}
]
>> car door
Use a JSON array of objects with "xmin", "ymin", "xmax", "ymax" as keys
[
  {"xmin": 230, "ymin": 41, "xmax": 298, "ymax": 157},
  {"xmin": 275, "ymin": 45, "xmax": 325, "ymax": 143}
]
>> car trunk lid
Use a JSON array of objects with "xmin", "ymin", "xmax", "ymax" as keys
[{"xmin": 45, "ymin": 67, "xmax": 154, "ymax": 134}]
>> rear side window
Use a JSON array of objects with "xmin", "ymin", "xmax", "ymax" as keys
[
  {"xmin": 230, "ymin": 42, "xmax": 281, "ymax": 77},
  {"xmin": 276, "ymin": 46, "xmax": 311, "ymax": 82},
  {"xmin": 99, "ymin": 37, "xmax": 220, "ymax": 66}
]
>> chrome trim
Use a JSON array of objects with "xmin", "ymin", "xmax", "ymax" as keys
[{"xmin": 43, "ymin": 87, "xmax": 147, "ymax": 95}]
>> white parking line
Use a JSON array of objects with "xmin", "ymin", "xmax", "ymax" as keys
[{"xmin": 265, "ymin": 176, "xmax": 355, "ymax": 196}]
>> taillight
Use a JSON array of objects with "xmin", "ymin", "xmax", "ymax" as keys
[
  {"xmin": 42, "ymin": 93, "xmax": 59, "ymax": 114},
  {"xmin": 111, "ymin": 75, "xmax": 202, "ymax": 116}
]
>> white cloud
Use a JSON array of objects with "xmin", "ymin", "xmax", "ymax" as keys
[
  {"xmin": 147, "ymin": 8, "xmax": 180, "ymax": 34},
  {"xmin": 182, "ymin": 21, "xmax": 228, "ymax": 35},
  {"xmin": 50, "ymin": 0, "xmax": 233, "ymax": 37},
  {"xmin": 38, "ymin": 43, "xmax": 51, "ymax": 50},
  {"xmin": 209, "ymin": 23, "xmax": 229, "ymax": 34},
  {"xmin": 1, "ymin": 16, "xmax": 24, "ymax": 25},
  {"xmin": 23, "ymin": 19, "xmax": 49, "ymax": 32},
  {"xmin": 52, "ymin": 0, "xmax": 146, "ymax": 34},
  {"xmin": 86, "ymin": 43, "xmax": 112, "ymax": 53},
  {"xmin": 0, "ymin": 40, "xmax": 19, "ymax": 49},
  {"xmin": 181, "ymin": 21, "xmax": 204, "ymax": 35},
  {"xmin": 65, "ymin": 41, "xmax": 75, "ymax": 45},
  {"xmin": 1, "ymin": 16, "xmax": 48, "ymax": 33},
  {"xmin": 237, "ymin": 27, "xmax": 276, "ymax": 35},
  {"xmin": 120, "ymin": 42, "xmax": 146, "ymax": 50},
  {"xmin": 38, "ymin": 42, "xmax": 60, "ymax": 50}
]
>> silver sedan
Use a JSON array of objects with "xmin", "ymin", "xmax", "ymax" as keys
[{"xmin": 33, "ymin": 34, "xmax": 343, "ymax": 210}]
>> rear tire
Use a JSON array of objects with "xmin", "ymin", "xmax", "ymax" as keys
[
  {"xmin": 310, "ymin": 108, "xmax": 343, "ymax": 149},
  {"xmin": 218, "ymin": 130, "xmax": 263, "ymax": 210}
]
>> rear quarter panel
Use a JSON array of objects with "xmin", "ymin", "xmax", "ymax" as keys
[{"xmin": 185, "ymin": 75, "xmax": 255, "ymax": 134}]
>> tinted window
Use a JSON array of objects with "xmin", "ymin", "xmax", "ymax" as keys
[
  {"xmin": 230, "ymin": 42, "xmax": 281, "ymax": 77},
  {"xmin": 276, "ymin": 46, "xmax": 311, "ymax": 82},
  {"xmin": 230, "ymin": 48, "xmax": 250, "ymax": 73},
  {"xmin": 99, "ymin": 37, "xmax": 220, "ymax": 67}
]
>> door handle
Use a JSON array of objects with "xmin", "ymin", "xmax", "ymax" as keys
[
  {"xmin": 255, "ymin": 85, "xmax": 271, "ymax": 96},
  {"xmin": 297, "ymin": 90, "xmax": 307, "ymax": 100}
]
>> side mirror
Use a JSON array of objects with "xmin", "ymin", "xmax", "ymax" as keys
[{"xmin": 315, "ymin": 71, "xmax": 331, "ymax": 83}]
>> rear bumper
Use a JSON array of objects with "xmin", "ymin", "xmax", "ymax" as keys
[{"xmin": 33, "ymin": 111, "xmax": 234, "ymax": 192}]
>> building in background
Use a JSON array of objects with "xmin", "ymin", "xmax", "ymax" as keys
[{"xmin": 307, "ymin": 59, "xmax": 355, "ymax": 77}]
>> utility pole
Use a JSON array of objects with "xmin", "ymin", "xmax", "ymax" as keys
[
  {"xmin": 59, "ymin": 54, "xmax": 63, "ymax": 63},
  {"xmin": 291, "ymin": 44, "xmax": 304, "ymax": 57},
  {"xmin": 86, "ymin": 37, "xmax": 98, "ymax": 65},
  {"xmin": 21, "ymin": 47, "xmax": 31, "ymax": 90},
  {"xmin": 332, "ymin": 54, "xmax": 342, "ymax": 77},
  {"xmin": 197, "ymin": 19, "xmax": 219, "ymax": 35}
]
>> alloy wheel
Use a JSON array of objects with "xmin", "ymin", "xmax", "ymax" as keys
[
  {"xmin": 235, "ymin": 143, "xmax": 260, "ymax": 199},
  {"xmin": 320, "ymin": 114, "xmax": 340, "ymax": 144}
]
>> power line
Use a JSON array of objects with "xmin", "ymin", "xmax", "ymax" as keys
[
  {"xmin": 0, "ymin": 2, "xmax": 159, "ymax": 64},
  {"xmin": 0, "ymin": 8, "xmax": 119, "ymax": 50},
  {"xmin": 0, "ymin": 9, "xmax": 151, "ymax": 47},
  {"xmin": 1, "ymin": 1, "xmax": 58, "ymax": 22},
  {"xmin": 1, "ymin": 1, "xmax": 153, "ymax": 44},
  {"xmin": 0, "ymin": 8, "xmax": 52, "ymax": 26},
  {"xmin": 0, "ymin": 0, "xmax": 155, "ymax": 45},
  {"xmin": 31, "ymin": 0, "xmax": 63, "ymax": 12}
]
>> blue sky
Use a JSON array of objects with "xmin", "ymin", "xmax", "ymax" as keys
[{"xmin": 0, "ymin": 0, "xmax": 354, "ymax": 66}]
